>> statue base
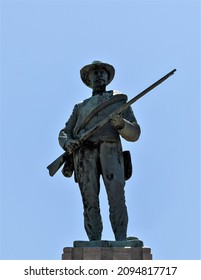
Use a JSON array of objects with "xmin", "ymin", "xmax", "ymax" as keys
[{"xmin": 62, "ymin": 239, "xmax": 152, "ymax": 260}]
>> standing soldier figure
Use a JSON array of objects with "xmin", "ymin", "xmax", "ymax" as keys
[{"xmin": 58, "ymin": 61, "xmax": 141, "ymax": 241}]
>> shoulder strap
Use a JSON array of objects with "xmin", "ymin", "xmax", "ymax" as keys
[{"xmin": 74, "ymin": 93, "xmax": 127, "ymax": 136}]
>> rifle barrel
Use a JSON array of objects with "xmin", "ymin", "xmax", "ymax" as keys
[{"xmin": 120, "ymin": 68, "xmax": 177, "ymax": 111}]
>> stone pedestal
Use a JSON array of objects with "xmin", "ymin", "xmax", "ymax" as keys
[{"xmin": 62, "ymin": 239, "xmax": 152, "ymax": 260}]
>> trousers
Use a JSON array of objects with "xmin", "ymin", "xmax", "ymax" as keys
[{"xmin": 73, "ymin": 141, "xmax": 128, "ymax": 241}]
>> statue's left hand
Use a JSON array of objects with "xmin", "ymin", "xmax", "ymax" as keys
[{"xmin": 109, "ymin": 113, "xmax": 124, "ymax": 130}]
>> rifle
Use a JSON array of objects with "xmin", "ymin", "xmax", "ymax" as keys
[{"xmin": 47, "ymin": 69, "xmax": 176, "ymax": 176}]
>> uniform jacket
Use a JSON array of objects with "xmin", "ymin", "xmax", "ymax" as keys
[{"xmin": 59, "ymin": 90, "xmax": 140, "ymax": 148}]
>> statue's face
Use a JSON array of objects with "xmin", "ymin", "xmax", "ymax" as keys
[{"xmin": 88, "ymin": 68, "xmax": 109, "ymax": 90}]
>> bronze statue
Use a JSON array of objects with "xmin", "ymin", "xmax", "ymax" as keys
[
  {"xmin": 58, "ymin": 61, "xmax": 140, "ymax": 241},
  {"xmin": 47, "ymin": 61, "xmax": 176, "ymax": 242}
]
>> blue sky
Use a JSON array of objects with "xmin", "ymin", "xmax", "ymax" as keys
[{"xmin": 1, "ymin": 0, "xmax": 200, "ymax": 260}]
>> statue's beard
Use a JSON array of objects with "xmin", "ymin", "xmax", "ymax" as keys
[
  {"xmin": 92, "ymin": 80, "xmax": 106, "ymax": 93},
  {"xmin": 92, "ymin": 85, "xmax": 106, "ymax": 95}
]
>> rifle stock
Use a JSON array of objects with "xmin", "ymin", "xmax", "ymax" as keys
[
  {"xmin": 47, "ymin": 152, "xmax": 68, "ymax": 176},
  {"xmin": 47, "ymin": 69, "xmax": 176, "ymax": 177}
]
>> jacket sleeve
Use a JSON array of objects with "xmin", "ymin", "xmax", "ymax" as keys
[
  {"xmin": 119, "ymin": 106, "xmax": 141, "ymax": 142},
  {"xmin": 58, "ymin": 104, "xmax": 79, "ymax": 150}
]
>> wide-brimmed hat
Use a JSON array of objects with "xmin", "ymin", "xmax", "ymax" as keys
[{"xmin": 80, "ymin": 60, "xmax": 115, "ymax": 88}]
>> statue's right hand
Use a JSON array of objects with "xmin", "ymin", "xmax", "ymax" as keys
[{"xmin": 64, "ymin": 139, "xmax": 80, "ymax": 153}]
